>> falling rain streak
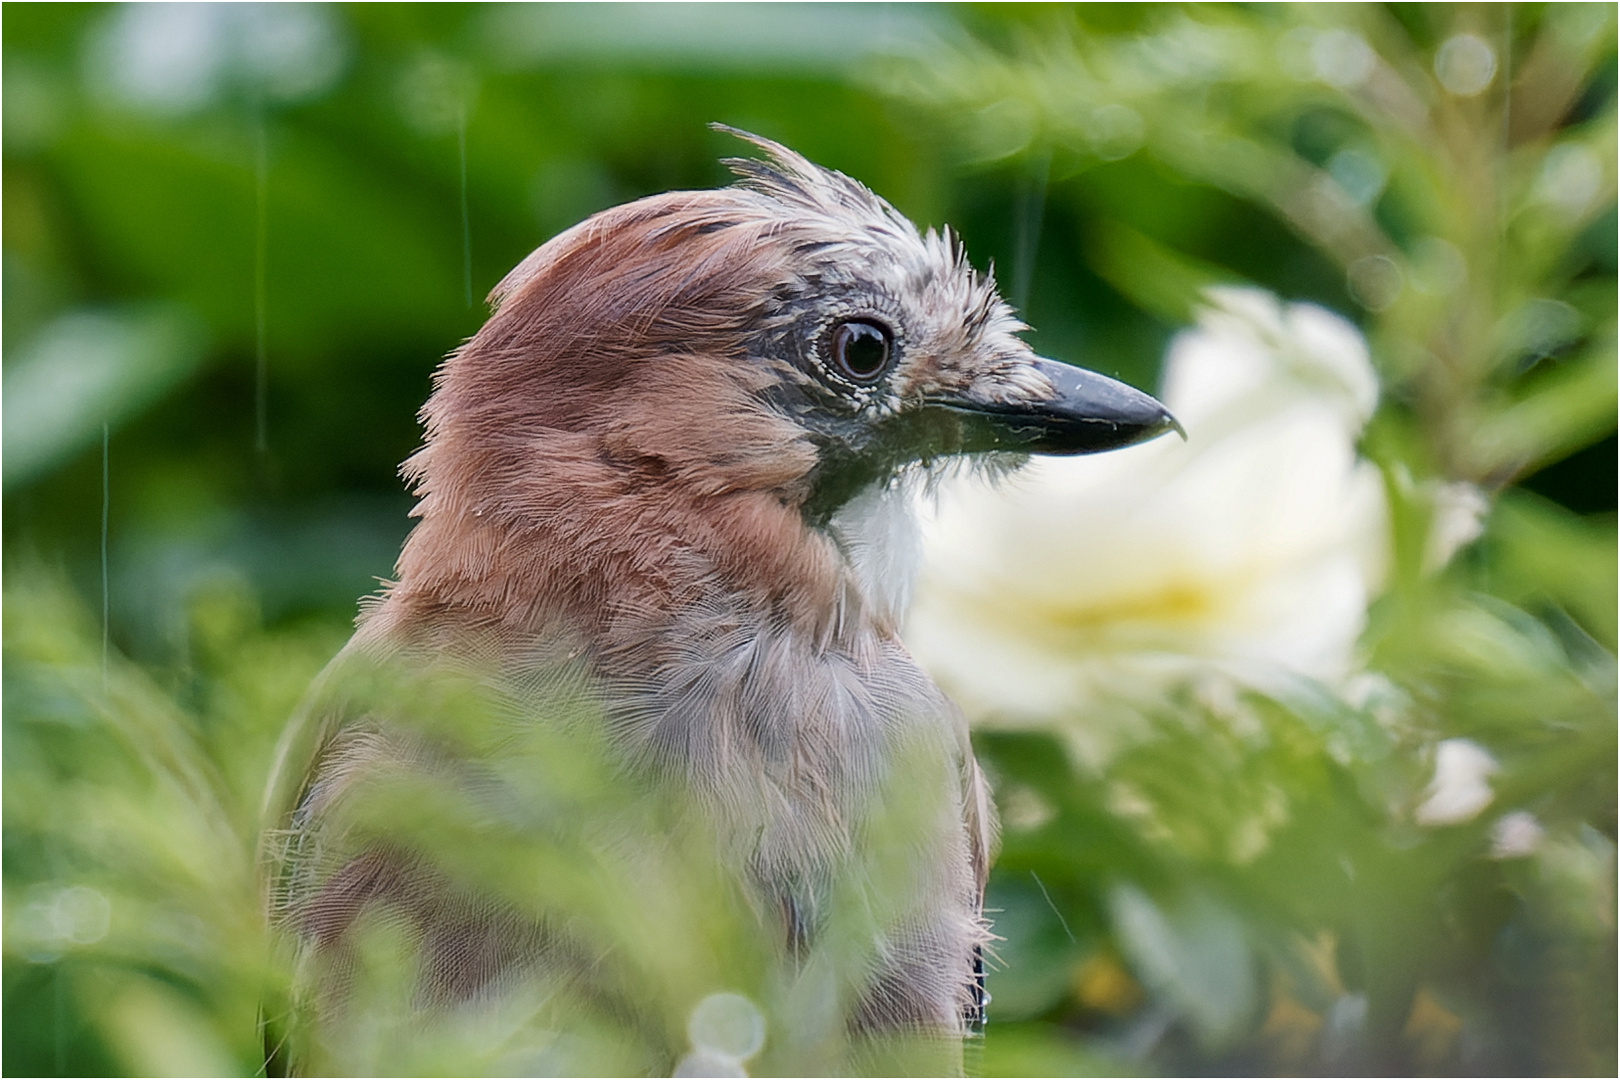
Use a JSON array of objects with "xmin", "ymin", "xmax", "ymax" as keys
[
  {"xmin": 101, "ymin": 423, "xmax": 110, "ymax": 691},
  {"xmin": 254, "ymin": 112, "xmax": 270, "ymax": 455},
  {"xmin": 459, "ymin": 104, "xmax": 472, "ymax": 308},
  {"xmin": 1498, "ymin": 7, "xmax": 1513, "ymax": 235},
  {"xmin": 1010, "ymin": 149, "xmax": 1051, "ymax": 315},
  {"xmin": 54, "ymin": 966, "xmax": 66, "ymax": 1075},
  {"xmin": 1030, "ymin": 869, "xmax": 1077, "ymax": 943}
]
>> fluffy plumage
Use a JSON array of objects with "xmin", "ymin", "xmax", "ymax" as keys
[{"xmin": 261, "ymin": 129, "xmax": 1175, "ymax": 1072}]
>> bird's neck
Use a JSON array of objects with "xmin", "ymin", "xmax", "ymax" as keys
[
  {"xmin": 359, "ymin": 473, "xmax": 950, "ymax": 883},
  {"xmin": 369, "ymin": 473, "xmax": 918, "ymax": 665},
  {"xmin": 819, "ymin": 479, "xmax": 921, "ymax": 631}
]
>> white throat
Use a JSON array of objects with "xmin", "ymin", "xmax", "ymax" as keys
[{"xmin": 826, "ymin": 478, "xmax": 923, "ymax": 629}]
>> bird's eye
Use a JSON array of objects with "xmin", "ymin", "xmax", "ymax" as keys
[{"xmin": 831, "ymin": 320, "xmax": 893, "ymax": 384}]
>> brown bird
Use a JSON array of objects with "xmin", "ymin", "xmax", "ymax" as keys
[{"xmin": 261, "ymin": 128, "xmax": 1176, "ymax": 1074}]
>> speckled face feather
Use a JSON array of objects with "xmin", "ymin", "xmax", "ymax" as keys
[{"xmin": 718, "ymin": 127, "xmax": 1055, "ymax": 418}]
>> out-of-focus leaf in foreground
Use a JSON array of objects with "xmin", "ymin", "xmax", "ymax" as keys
[{"xmin": 3, "ymin": 569, "xmax": 295, "ymax": 1075}]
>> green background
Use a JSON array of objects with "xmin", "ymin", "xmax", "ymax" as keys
[{"xmin": 5, "ymin": 4, "xmax": 1614, "ymax": 1075}]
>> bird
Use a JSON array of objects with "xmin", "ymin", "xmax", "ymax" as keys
[{"xmin": 259, "ymin": 127, "xmax": 1177, "ymax": 1075}]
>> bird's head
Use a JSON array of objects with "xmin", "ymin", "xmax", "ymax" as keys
[
  {"xmin": 389, "ymin": 130, "xmax": 1179, "ymax": 636},
  {"xmin": 410, "ymin": 128, "xmax": 1176, "ymax": 535}
]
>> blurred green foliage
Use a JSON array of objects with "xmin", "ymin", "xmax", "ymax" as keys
[{"xmin": 4, "ymin": 3, "xmax": 1614, "ymax": 1077}]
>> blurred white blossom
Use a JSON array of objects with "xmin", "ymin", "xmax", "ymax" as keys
[
  {"xmin": 1490, "ymin": 810, "xmax": 1545, "ymax": 859},
  {"xmin": 905, "ymin": 288, "xmax": 1388, "ymax": 744},
  {"xmin": 86, "ymin": 3, "xmax": 345, "ymax": 115},
  {"xmin": 1414, "ymin": 739, "xmax": 1498, "ymax": 826},
  {"xmin": 1422, "ymin": 480, "xmax": 1490, "ymax": 572}
]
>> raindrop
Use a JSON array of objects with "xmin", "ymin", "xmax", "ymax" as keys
[
  {"xmin": 1310, "ymin": 29, "xmax": 1375, "ymax": 90},
  {"xmin": 1346, "ymin": 254, "xmax": 1402, "ymax": 311},
  {"xmin": 688, "ymin": 992, "xmax": 765, "ymax": 1062},
  {"xmin": 1434, "ymin": 33, "xmax": 1497, "ymax": 97},
  {"xmin": 57, "ymin": 885, "xmax": 113, "ymax": 945},
  {"xmin": 396, "ymin": 52, "xmax": 475, "ymax": 135},
  {"xmin": 19, "ymin": 884, "xmax": 113, "ymax": 961},
  {"xmin": 1535, "ymin": 143, "xmax": 1603, "ymax": 218},
  {"xmin": 1409, "ymin": 237, "xmax": 1467, "ymax": 296},
  {"xmin": 1496, "ymin": 297, "xmax": 1582, "ymax": 371},
  {"xmin": 968, "ymin": 98, "xmax": 1035, "ymax": 162},
  {"xmin": 1301, "ymin": 175, "xmax": 1358, "ymax": 242},
  {"xmin": 673, "ymin": 1051, "xmax": 747, "ymax": 1078},
  {"xmin": 1087, "ymin": 104, "xmax": 1144, "ymax": 162},
  {"xmin": 1326, "ymin": 148, "xmax": 1386, "ymax": 206},
  {"xmin": 18, "ymin": 901, "xmax": 62, "ymax": 964},
  {"xmin": 237, "ymin": 4, "xmax": 346, "ymax": 102}
]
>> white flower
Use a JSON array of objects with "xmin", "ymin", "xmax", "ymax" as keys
[
  {"xmin": 1421, "ymin": 479, "xmax": 1489, "ymax": 573},
  {"xmin": 1414, "ymin": 738, "xmax": 1498, "ymax": 826},
  {"xmin": 1489, "ymin": 810, "xmax": 1544, "ymax": 858},
  {"xmin": 904, "ymin": 288, "xmax": 1388, "ymax": 747}
]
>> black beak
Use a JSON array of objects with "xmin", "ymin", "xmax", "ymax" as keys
[{"xmin": 930, "ymin": 358, "xmax": 1182, "ymax": 455}]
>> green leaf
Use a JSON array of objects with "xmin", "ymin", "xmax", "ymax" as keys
[
  {"xmin": 2, "ymin": 305, "xmax": 205, "ymax": 488},
  {"xmin": 1490, "ymin": 489, "xmax": 1618, "ymax": 648},
  {"xmin": 1109, "ymin": 882, "xmax": 1257, "ymax": 1050},
  {"xmin": 1087, "ymin": 219, "xmax": 1244, "ymax": 324},
  {"xmin": 1471, "ymin": 342, "xmax": 1618, "ymax": 480}
]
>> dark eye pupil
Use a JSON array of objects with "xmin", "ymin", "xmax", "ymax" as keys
[{"xmin": 833, "ymin": 320, "xmax": 891, "ymax": 382}]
